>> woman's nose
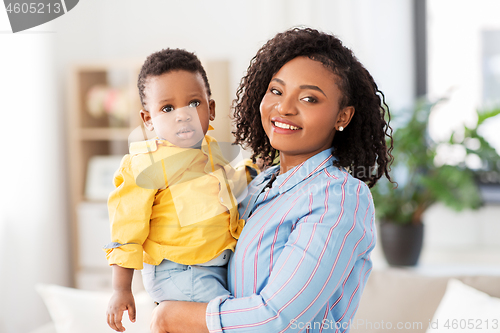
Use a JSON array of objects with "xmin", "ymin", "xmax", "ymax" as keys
[{"xmin": 275, "ymin": 97, "xmax": 298, "ymax": 116}]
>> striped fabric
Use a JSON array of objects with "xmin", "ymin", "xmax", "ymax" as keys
[{"xmin": 206, "ymin": 149, "xmax": 376, "ymax": 332}]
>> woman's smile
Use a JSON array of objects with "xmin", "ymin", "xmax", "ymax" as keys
[{"xmin": 271, "ymin": 117, "xmax": 302, "ymax": 132}]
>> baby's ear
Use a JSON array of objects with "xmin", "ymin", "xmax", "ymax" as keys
[
  {"xmin": 140, "ymin": 109, "xmax": 154, "ymax": 131},
  {"xmin": 209, "ymin": 99, "xmax": 216, "ymax": 121}
]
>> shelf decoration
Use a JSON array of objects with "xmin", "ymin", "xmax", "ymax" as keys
[
  {"xmin": 85, "ymin": 155, "xmax": 124, "ymax": 201},
  {"xmin": 86, "ymin": 84, "xmax": 130, "ymax": 127}
]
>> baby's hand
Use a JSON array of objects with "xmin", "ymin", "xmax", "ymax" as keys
[{"xmin": 107, "ymin": 290, "xmax": 136, "ymax": 332}]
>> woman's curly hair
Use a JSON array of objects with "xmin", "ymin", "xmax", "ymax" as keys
[{"xmin": 232, "ymin": 27, "xmax": 393, "ymax": 187}]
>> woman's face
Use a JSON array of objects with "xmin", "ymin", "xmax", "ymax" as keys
[{"xmin": 260, "ymin": 56, "xmax": 353, "ymax": 168}]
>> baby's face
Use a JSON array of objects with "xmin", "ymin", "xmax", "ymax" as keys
[{"xmin": 141, "ymin": 70, "xmax": 214, "ymax": 148}]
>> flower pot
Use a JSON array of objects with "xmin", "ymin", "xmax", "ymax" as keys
[{"xmin": 380, "ymin": 222, "xmax": 424, "ymax": 266}]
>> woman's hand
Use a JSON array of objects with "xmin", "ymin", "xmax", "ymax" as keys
[{"xmin": 150, "ymin": 301, "xmax": 209, "ymax": 333}]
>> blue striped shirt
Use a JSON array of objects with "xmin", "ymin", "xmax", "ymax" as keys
[{"xmin": 206, "ymin": 148, "xmax": 376, "ymax": 332}]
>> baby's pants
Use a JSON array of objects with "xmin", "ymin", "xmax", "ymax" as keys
[{"xmin": 141, "ymin": 259, "xmax": 230, "ymax": 303}]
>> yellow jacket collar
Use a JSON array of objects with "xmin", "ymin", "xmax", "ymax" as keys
[{"xmin": 129, "ymin": 134, "xmax": 218, "ymax": 155}]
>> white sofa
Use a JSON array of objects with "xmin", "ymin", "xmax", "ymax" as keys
[
  {"xmin": 33, "ymin": 268, "xmax": 500, "ymax": 333},
  {"xmin": 354, "ymin": 268, "xmax": 500, "ymax": 332}
]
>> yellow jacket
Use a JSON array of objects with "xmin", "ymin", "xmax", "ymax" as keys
[{"xmin": 105, "ymin": 135, "xmax": 257, "ymax": 269}]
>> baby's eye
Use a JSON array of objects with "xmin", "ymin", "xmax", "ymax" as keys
[
  {"xmin": 189, "ymin": 100, "xmax": 201, "ymax": 108},
  {"xmin": 302, "ymin": 96, "xmax": 317, "ymax": 103},
  {"xmin": 161, "ymin": 105, "xmax": 174, "ymax": 113}
]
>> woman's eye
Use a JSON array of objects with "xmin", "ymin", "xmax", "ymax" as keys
[
  {"xmin": 302, "ymin": 96, "xmax": 317, "ymax": 103},
  {"xmin": 189, "ymin": 100, "xmax": 200, "ymax": 108},
  {"xmin": 161, "ymin": 105, "xmax": 174, "ymax": 113},
  {"xmin": 270, "ymin": 88, "xmax": 282, "ymax": 95}
]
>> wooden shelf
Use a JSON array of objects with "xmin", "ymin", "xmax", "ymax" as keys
[
  {"xmin": 80, "ymin": 127, "xmax": 131, "ymax": 140},
  {"xmin": 67, "ymin": 63, "xmax": 142, "ymax": 288}
]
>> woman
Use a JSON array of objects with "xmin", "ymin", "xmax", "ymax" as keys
[{"xmin": 150, "ymin": 27, "xmax": 393, "ymax": 333}]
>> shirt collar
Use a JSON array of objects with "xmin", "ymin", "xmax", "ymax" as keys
[
  {"xmin": 130, "ymin": 134, "xmax": 229, "ymax": 172},
  {"xmin": 271, "ymin": 148, "xmax": 336, "ymax": 194},
  {"xmin": 149, "ymin": 135, "xmax": 220, "ymax": 159}
]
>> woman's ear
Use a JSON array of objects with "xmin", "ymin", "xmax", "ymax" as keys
[
  {"xmin": 140, "ymin": 109, "xmax": 154, "ymax": 131},
  {"xmin": 209, "ymin": 99, "xmax": 216, "ymax": 121},
  {"xmin": 335, "ymin": 106, "xmax": 355, "ymax": 131}
]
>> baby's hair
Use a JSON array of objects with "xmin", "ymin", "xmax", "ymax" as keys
[
  {"xmin": 232, "ymin": 27, "xmax": 393, "ymax": 187},
  {"xmin": 138, "ymin": 48, "xmax": 211, "ymax": 109}
]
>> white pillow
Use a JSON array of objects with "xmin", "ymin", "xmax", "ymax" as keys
[
  {"xmin": 36, "ymin": 284, "xmax": 155, "ymax": 333},
  {"xmin": 426, "ymin": 279, "xmax": 500, "ymax": 333}
]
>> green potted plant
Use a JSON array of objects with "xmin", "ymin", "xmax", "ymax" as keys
[{"xmin": 371, "ymin": 99, "xmax": 500, "ymax": 266}]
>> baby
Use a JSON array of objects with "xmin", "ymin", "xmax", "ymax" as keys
[{"xmin": 104, "ymin": 48, "xmax": 256, "ymax": 332}]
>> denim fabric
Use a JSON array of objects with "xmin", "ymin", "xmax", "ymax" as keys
[{"xmin": 141, "ymin": 259, "xmax": 230, "ymax": 303}]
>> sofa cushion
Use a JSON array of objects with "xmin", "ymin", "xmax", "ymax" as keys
[
  {"xmin": 354, "ymin": 269, "xmax": 500, "ymax": 333},
  {"xmin": 426, "ymin": 278, "xmax": 500, "ymax": 332},
  {"xmin": 36, "ymin": 284, "xmax": 155, "ymax": 333}
]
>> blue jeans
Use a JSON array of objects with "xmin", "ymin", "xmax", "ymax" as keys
[{"xmin": 141, "ymin": 259, "xmax": 230, "ymax": 303}]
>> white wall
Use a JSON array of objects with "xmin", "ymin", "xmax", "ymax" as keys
[
  {"xmin": 0, "ymin": 1, "xmax": 415, "ymax": 332},
  {"xmin": 0, "ymin": 17, "xmax": 69, "ymax": 333},
  {"xmin": 52, "ymin": 0, "xmax": 415, "ymax": 116}
]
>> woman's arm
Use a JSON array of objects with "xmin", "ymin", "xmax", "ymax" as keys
[
  {"xmin": 206, "ymin": 179, "xmax": 376, "ymax": 332},
  {"xmin": 151, "ymin": 176, "xmax": 375, "ymax": 332},
  {"xmin": 150, "ymin": 301, "xmax": 209, "ymax": 333}
]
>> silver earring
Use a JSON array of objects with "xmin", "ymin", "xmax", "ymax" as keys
[{"xmin": 338, "ymin": 126, "xmax": 344, "ymax": 132}]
